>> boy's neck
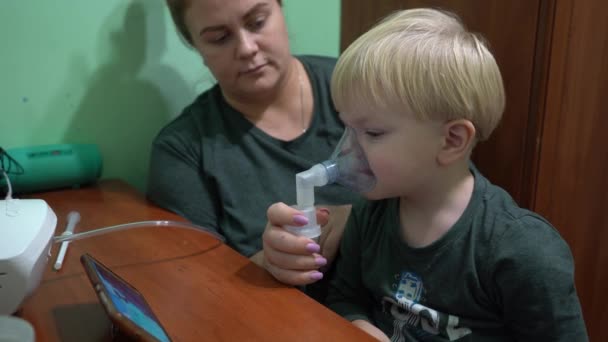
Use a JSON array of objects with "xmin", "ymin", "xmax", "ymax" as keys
[{"xmin": 398, "ymin": 161, "xmax": 474, "ymax": 248}]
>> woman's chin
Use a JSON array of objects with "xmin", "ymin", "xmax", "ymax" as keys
[{"xmin": 237, "ymin": 77, "xmax": 281, "ymax": 97}]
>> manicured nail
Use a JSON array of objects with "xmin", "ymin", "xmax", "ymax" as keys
[
  {"xmin": 293, "ymin": 214, "xmax": 309, "ymax": 225},
  {"xmin": 315, "ymin": 257, "xmax": 327, "ymax": 266},
  {"xmin": 306, "ymin": 243, "xmax": 320, "ymax": 253},
  {"xmin": 310, "ymin": 271, "xmax": 324, "ymax": 280}
]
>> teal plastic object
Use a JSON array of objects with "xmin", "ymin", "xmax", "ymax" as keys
[{"xmin": 1, "ymin": 144, "xmax": 102, "ymax": 194}]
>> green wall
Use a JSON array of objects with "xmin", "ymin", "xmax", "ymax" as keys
[{"xmin": 0, "ymin": 0, "xmax": 341, "ymax": 191}]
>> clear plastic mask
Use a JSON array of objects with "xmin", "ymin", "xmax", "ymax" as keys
[{"xmin": 322, "ymin": 127, "xmax": 376, "ymax": 192}]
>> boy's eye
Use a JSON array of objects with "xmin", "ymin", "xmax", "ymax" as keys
[{"xmin": 364, "ymin": 130, "xmax": 384, "ymax": 138}]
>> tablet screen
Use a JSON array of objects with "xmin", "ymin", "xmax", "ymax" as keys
[{"xmin": 92, "ymin": 262, "xmax": 171, "ymax": 342}]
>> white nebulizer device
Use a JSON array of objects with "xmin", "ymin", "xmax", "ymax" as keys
[{"xmin": 285, "ymin": 128, "xmax": 376, "ymax": 240}]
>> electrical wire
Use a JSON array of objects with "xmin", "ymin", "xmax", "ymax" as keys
[
  {"xmin": 1, "ymin": 170, "xmax": 12, "ymax": 200},
  {"xmin": 0, "ymin": 147, "xmax": 24, "ymax": 200},
  {"xmin": 0, "ymin": 147, "xmax": 25, "ymax": 175}
]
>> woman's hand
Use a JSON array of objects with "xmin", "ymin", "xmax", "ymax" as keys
[
  {"xmin": 262, "ymin": 202, "xmax": 327, "ymax": 285},
  {"xmin": 261, "ymin": 202, "xmax": 351, "ymax": 286}
]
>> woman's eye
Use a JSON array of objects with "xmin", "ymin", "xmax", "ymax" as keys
[
  {"xmin": 211, "ymin": 33, "xmax": 229, "ymax": 44},
  {"xmin": 248, "ymin": 16, "xmax": 266, "ymax": 31},
  {"xmin": 204, "ymin": 31, "xmax": 230, "ymax": 45}
]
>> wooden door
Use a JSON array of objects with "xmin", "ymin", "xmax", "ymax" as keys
[{"xmin": 534, "ymin": 0, "xmax": 608, "ymax": 339}]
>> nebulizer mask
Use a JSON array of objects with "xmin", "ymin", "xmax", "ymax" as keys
[{"xmin": 285, "ymin": 128, "xmax": 376, "ymax": 240}]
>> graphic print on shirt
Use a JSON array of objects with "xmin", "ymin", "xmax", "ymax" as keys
[{"xmin": 382, "ymin": 271, "xmax": 472, "ymax": 341}]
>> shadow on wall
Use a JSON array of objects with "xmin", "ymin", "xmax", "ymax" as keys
[{"xmin": 54, "ymin": 1, "xmax": 191, "ymax": 191}]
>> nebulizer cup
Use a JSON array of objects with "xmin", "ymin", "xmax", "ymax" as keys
[{"xmin": 284, "ymin": 128, "xmax": 375, "ymax": 240}]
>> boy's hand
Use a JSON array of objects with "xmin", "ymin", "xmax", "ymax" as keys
[
  {"xmin": 316, "ymin": 204, "xmax": 351, "ymax": 271},
  {"xmin": 352, "ymin": 320, "xmax": 390, "ymax": 341}
]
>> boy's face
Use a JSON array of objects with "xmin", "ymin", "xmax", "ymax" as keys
[{"xmin": 339, "ymin": 104, "xmax": 445, "ymax": 200}]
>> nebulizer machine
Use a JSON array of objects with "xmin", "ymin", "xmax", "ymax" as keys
[{"xmin": 284, "ymin": 128, "xmax": 376, "ymax": 240}]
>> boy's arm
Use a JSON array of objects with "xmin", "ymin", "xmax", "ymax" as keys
[
  {"xmin": 492, "ymin": 216, "xmax": 588, "ymax": 341},
  {"xmin": 316, "ymin": 204, "xmax": 352, "ymax": 268},
  {"xmin": 326, "ymin": 210, "xmax": 376, "ymax": 326},
  {"xmin": 352, "ymin": 320, "xmax": 390, "ymax": 341}
]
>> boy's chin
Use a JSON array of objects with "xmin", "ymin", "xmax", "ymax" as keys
[
  {"xmin": 362, "ymin": 187, "xmax": 403, "ymax": 201},
  {"xmin": 362, "ymin": 190, "xmax": 384, "ymax": 201}
]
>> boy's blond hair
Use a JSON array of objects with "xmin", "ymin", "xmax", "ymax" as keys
[{"xmin": 331, "ymin": 8, "xmax": 505, "ymax": 141}]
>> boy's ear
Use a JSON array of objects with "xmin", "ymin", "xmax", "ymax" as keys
[{"xmin": 437, "ymin": 119, "xmax": 476, "ymax": 166}]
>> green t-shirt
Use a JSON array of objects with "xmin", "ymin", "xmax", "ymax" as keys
[
  {"xmin": 147, "ymin": 55, "xmax": 359, "ymax": 257},
  {"xmin": 327, "ymin": 166, "xmax": 587, "ymax": 341}
]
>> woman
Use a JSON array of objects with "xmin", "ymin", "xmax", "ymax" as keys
[{"xmin": 148, "ymin": 0, "xmax": 354, "ymax": 289}]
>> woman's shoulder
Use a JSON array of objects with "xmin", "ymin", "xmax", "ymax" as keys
[
  {"xmin": 298, "ymin": 54, "xmax": 338, "ymax": 64},
  {"xmin": 153, "ymin": 85, "xmax": 223, "ymax": 142},
  {"xmin": 297, "ymin": 55, "xmax": 338, "ymax": 76}
]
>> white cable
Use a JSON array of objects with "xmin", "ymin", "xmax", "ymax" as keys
[
  {"xmin": 53, "ymin": 211, "xmax": 81, "ymax": 271},
  {"xmin": 53, "ymin": 220, "xmax": 225, "ymax": 244},
  {"xmin": 1, "ymin": 169, "xmax": 12, "ymax": 200}
]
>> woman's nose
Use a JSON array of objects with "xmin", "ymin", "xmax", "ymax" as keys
[{"xmin": 236, "ymin": 31, "xmax": 259, "ymax": 58}]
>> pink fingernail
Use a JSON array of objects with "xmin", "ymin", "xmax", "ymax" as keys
[
  {"xmin": 293, "ymin": 214, "xmax": 309, "ymax": 225},
  {"xmin": 306, "ymin": 243, "xmax": 320, "ymax": 253},
  {"xmin": 315, "ymin": 257, "xmax": 327, "ymax": 266},
  {"xmin": 310, "ymin": 271, "xmax": 323, "ymax": 280}
]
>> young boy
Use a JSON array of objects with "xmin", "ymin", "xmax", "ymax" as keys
[{"xmin": 322, "ymin": 8, "xmax": 588, "ymax": 341}]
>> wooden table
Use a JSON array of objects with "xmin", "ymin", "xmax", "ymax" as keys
[{"xmin": 18, "ymin": 180, "xmax": 372, "ymax": 341}]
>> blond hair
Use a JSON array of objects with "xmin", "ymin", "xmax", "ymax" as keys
[{"xmin": 331, "ymin": 8, "xmax": 505, "ymax": 141}]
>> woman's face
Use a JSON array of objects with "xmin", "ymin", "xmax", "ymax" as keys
[{"xmin": 184, "ymin": 0, "xmax": 291, "ymax": 99}]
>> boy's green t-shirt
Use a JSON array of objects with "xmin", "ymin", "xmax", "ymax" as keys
[{"xmin": 328, "ymin": 166, "xmax": 588, "ymax": 341}]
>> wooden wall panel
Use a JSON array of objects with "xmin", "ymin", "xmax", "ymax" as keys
[
  {"xmin": 535, "ymin": 0, "xmax": 608, "ymax": 339},
  {"xmin": 340, "ymin": 0, "xmax": 546, "ymax": 208}
]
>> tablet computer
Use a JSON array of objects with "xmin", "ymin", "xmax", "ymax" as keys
[{"xmin": 80, "ymin": 253, "xmax": 172, "ymax": 342}]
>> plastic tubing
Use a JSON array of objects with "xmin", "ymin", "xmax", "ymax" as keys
[{"xmin": 52, "ymin": 220, "xmax": 225, "ymax": 244}]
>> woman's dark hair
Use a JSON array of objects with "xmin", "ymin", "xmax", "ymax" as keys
[{"xmin": 166, "ymin": 0, "xmax": 283, "ymax": 45}]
